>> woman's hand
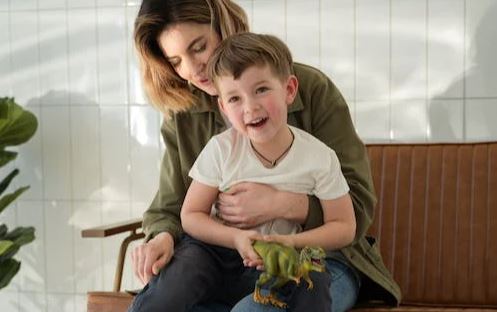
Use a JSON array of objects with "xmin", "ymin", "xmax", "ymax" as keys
[
  {"xmin": 233, "ymin": 230, "xmax": 263, "ymax": 268},
  {"xmin": 217, "ymin": 182, "xmax": 278, "ymax": 228},
  {"xmin": 131, "ymin": 232, "xmax": 174, "ymax": 285},
  {"xmin": 217, "ymin": 182, "xmax": 308, "ymax": 228}
]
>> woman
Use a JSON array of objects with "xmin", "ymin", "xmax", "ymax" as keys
[{"xmin": 130, "ymin": 1, "xmax": 401, "ymax": 311}]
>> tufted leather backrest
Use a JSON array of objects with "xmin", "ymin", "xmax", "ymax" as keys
[{"xmin": 366, "ymin": 143, "xmax": 497, "ymax": 307}]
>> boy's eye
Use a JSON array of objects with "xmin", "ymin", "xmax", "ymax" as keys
[
  {"xmin": 256, "ymin": 86, "xmax": 269, "ymax": 94},
  {"xmin": 228, "ymin": 96, "xmax": 240, "ymax": 104}
]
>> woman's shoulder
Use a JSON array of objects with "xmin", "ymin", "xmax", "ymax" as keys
[
  {"xmin": 291, "ymin": 126, "xmax": 335, "ymax": 154},
  {"xmin": 293, "ymin": 63, "xmax": 331, "ymax": 85}
]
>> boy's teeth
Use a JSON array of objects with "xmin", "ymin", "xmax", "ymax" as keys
[{"xmin": 250, "ymin": 118, "xmax": 263, "ymax": 124}]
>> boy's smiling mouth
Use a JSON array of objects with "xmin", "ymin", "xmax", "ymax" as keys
[{"xmin": 246, "ymin": 117, "xmax": 268, "ymax": 128}]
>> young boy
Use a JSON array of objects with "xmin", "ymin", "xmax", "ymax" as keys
[{"xmin": 180, "ymin": 33, "xmax": 356, "ymax": 310}]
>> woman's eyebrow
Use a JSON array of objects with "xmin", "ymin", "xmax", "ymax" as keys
[{"xmin": 166, "ymin": 36, "xmax": 204, "ymax": 62}]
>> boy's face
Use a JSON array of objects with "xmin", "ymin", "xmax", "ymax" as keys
[{"xmin": 216, "ymin": 64, "xmax": 298, "ymax": 147}]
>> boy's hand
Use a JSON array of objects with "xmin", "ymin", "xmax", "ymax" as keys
[
  {"xmin": 234, "ymin": 230, "xmax": 262, "ymax": 267},
  {"xmin": 262, "ymin": 234, "xmax": 296, "ymax": 248}
]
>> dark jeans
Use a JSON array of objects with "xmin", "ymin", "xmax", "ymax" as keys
[
  {"xmin": 128, "ymin": 235, "xmax": 260, "ymax": 312},
  {"xmin": 128, "ymin": 235, "xmax": 333, "ymax": 312}
]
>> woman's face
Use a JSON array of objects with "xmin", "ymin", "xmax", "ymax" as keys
[{"xmin": 159, "ymin": 22, "xmax": 220, "ymax": 96}]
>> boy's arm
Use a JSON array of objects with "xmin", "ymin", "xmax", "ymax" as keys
[
  {"xmin": 181, "ymin": 180, "xmax": 254, "ymax": 250},
  {"xmin": 271, "ymin": 193, "xmax": 356, "ymax": 250}
]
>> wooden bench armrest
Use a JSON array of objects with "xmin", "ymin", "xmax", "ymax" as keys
[
  {"xmin": 82, "ymin": 218, "xmax": 145, "ymax": 292},
  {"xmin": 81, "ymin": 218, "xmax": 143, "ymax": 238}
]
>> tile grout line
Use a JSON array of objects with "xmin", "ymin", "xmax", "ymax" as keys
[
  {"xmin": 389, "ymin": 0, "xmax": 393, "ymax": 142},
  {"xmin": 426, "ymin": 0, "xmax": 429, "ymax": 143},
  {"xmin": 94, "ymin": 0, "xmax": 106, "ymax": 292},
  {"xmin": 462, "ymin": 0, "xmax": 467, "ymax": 142},
  {"xmin": 64, "ymin": 0, "xmax": 78, "ymax": 306},
  {"xmin": 33, "ymin": 0, "xmax": 50, "ymax": 310}
]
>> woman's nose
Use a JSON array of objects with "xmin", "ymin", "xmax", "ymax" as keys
[{"xmin": 183, "ymin": 57, "xmax": 203, "ymax": 80}]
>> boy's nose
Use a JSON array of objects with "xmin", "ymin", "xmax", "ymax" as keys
[{"xmin": 244, "ymin": 99, "xmax": 261, "ymax": 113}]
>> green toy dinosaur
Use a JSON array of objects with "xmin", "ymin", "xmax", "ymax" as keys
[{"xmin": 252, "ymin": 240, "xmax": 327, "ymax": 308}]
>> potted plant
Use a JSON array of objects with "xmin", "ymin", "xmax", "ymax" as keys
[{"xmin": 0, "ymin": 97, "xmax": 38, "ymax": 289}]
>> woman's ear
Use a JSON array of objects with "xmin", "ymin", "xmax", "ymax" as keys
[{"xmin": 285, "ymin": 75, "xmax": 299, "ymax": 105}]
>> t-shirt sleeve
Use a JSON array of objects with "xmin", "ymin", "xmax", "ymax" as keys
[
  {"xmin": 313, "ymin": 148, "xmax": 350, "ymax": 200},
  {"xmin": 188, "ymin": 137, "xmax": 223, "ymax": 188}
]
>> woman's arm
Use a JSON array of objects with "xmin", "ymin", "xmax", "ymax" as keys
[
  {"xmin": 266, "ymin": 193, "xmax": 356, "ymax": 250},
  {"xmin": 298, "ymin": 63, "xmax": 376, "ymax": 241},
  {"xmin": 217, "ymin": 182, "xmax": 309, "ymax": 228},
  {"xmin": 132, "ymin": 116, "xmax": 185, "ymax": 284},
  {"xmin": 143, "ymin": 116, "xmax": 186, "ymax": 243}
]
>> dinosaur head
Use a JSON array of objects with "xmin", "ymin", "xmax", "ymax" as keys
[{"xmin": 299, "ymin": 246, "xmax": 326, "ymax": 273}]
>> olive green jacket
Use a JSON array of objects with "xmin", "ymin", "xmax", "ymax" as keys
[{"xmin": 143, "ymin": 63, "xmax": 401, "ymax": 305}]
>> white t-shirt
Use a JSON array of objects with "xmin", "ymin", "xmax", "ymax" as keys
[{"xmin": 189, "ymin": 125, "xmax": 350, "ymax": 235}]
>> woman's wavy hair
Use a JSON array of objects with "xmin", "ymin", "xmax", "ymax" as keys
[{"xmin": 134, "ymin": 0, "xmax": 248, "ymax": 116}]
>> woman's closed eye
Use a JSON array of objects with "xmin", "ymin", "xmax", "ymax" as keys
[
  {"xmin": 168, "ymin": 57, "xmax": 180, "ymax": 68},
  {"xmin": 192, "ymin": 42, "xmax": 206, "ymax": 53}
]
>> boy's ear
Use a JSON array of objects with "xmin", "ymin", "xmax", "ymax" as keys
[
  {"xmin": 217, "ymin": 97, "xmax": 227, "ymax": 115},
  {"xmin": 285, "ymin": 75, "xmax": 299, "ymax": 105}
]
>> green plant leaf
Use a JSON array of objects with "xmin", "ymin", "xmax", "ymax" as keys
[
  {"xmin": 0, "ymin": 168, "xmax": 19, "ymax": 196},
  {"xmin": 0, "ymin": 258, "xmax": 20, "ymax": 290},
  {"xmin": 0, "ymin": 97, "xmax": 38, "ymax": 148},
  {"xmin": 0, "ymin": 224, "xmax": 7, "ymax": 238},
  {"xmin": 0, "ymin": 240, "xmax": 13, "ymax": 256},
  {"xmin": 3, "ymin": 226, "xmax": 35, "ymax": 247},
  {"xmin": 0, "ymin": 150, "xmax": 17, "ymax": 168},
  {"xmin": 0, "ymin": 186, "xmax": 29, "ymax": 215},
  {"xmin": 0, "ymin": 242, "xmax": 19, "ymax": 262}
]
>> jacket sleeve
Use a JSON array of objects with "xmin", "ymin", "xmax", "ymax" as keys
[
  {"xmin": 142, "ymin": 115, "xmax": 186, "ymax": 243},
  {"xmin": 300, "ymin": 67, "xmax": 377, "ymax": 242}
]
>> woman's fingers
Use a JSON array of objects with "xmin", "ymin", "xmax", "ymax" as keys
[{"xmin": 130, "ymin": 232, "xmax": 175, "ymax": 285}]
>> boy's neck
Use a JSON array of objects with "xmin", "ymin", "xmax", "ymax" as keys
[{"xmin": 250, "ymin": 126, "xmax": 294, "ymax": 168}]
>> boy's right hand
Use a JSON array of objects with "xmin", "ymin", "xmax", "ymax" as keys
[{"xmin": 233, "ymin": 230, "xmax": 262, "ymax": 268}]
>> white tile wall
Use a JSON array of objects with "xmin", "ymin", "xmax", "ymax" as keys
[
  {"xmin": 67, "ymin": 9, "xmax": 99, "ymax": 105},
  {"xmin": 356, "ymin": 0, "xmax": 390, "ymax": 101},
  {"xmin": 0, "ymin": 12, "xmax": 10, "ymax": 96},
  {"xmin": 465, "ymin": 0, "xmax": 497, "ymax": 98},
  {"xmin": 0, "ymin": 0, "xmax": 9, "ymax": 11},
  {"xmin": 10, "ymin": 11, "xmax": 39, "ymax": 106},
  {"xmin": 287, "ymin": 0, "xmax": 320, "ymax": 68},
  {"xmin": 391, "ymin": 0, "xmax": 427, "ymax": 100},
  {"xmin": 320, "ymin": 0, "xmax": 355, "ymax": 103},
  {"xmin": 1, "ymin": 1, "xmax": 497, "ymax": 311},
  {"xmin": 19, "ymin": 291, "xmax": 45, "ymax": 312},
  {"xmin": 427, "ymin": 0, "xmax": 464, "ymax": 99}
]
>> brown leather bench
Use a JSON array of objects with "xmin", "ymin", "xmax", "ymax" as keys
[{"xmin": 83, "ymin": 142, "xmax": 497, "ymax": 312}]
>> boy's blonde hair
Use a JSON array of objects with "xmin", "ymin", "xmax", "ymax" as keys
[
  {"xmin": 207, "ymin": 33, "xmax": 293, "ymax": 86},
  {"xmin": 134, "ymin": 0, "xmax": 248, "ymax": 116}
]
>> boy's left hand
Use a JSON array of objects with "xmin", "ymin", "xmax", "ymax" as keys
[
  {"xmin": 233, "ymin": 230, "xmax": 263, "ymax": 267},
  {"xmin": 261, "ymin": 234, "xmax": 296, "ymax": 248}
]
